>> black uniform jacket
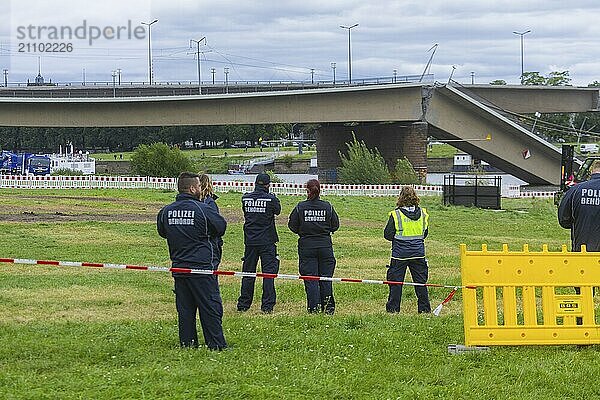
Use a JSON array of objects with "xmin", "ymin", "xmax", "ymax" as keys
[
  {"xmin": 558, "ymin": 173, "xmax": 600, "ymax": 251},
  {"xmin": 242, "ymin": 185, "xmax": 281, "ymax": 245},
  {"xmin": 288, "ymin": 197, "xmax": 340, "ymax": 248},
  {"xmin": 157, "ymin": 193, "xmax": 227, "ymax": 271}
]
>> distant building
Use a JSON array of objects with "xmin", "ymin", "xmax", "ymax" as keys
[{"xmin": 27, "ymin": 59, "xmax": 56, "ymax": 86}]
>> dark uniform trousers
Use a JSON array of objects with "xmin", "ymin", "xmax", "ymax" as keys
[
  {"xmin": 386, "ymin": 258, "xmax": 431, "ymax": 313},
  {"xmin": 174, "ymin": 275, "xmax": 227, "ymax": 350},
  {"xmin": 298, "ymin": 246, "xmax": 336, "ymax": 314},
  {"xmin": 237, "ymin": 244, "xmax": 280, "ymax": 312}
]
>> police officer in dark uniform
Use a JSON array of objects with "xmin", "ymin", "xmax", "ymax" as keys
[
  {"xmin": 157, "ymin": 172, "xmax": 228, "ymax": 350},
  {"xmin": 237, "ymin": 173, "xmax": 281, "ymax": 313},
  {"xmin": 288, "ymin": 179, "xmax": 340, "ymax": 314},
  {"xmin": 558, "ymin": 160, "xmax": 600, "ymax": 252}
]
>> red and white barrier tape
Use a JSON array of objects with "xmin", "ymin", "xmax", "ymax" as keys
[{"xmin": 0, "ymin": 257, "xmax": 473, "ymax": 314}]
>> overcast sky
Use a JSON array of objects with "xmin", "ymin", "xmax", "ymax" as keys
[{"xmin": 2, "ymin": 0, "xmax": 600, "ymax": 86}]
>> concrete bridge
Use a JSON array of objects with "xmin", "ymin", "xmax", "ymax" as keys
[{"xmin": 0, "ymin": 83, "xmax": 597, "ymax": 185}]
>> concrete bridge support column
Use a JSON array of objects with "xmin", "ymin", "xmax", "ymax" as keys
[
  {"xmin": 316, "ymin": 122, "xmax": 428, "ymax": 183},
  {"xmin": 316, "ymin": 123, "xmax": 353, "ymax": 183},
  {"xmin": 400, "ymin": 122, "xmax": 428, "ymax": 182}
]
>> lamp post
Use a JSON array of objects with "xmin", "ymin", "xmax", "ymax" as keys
[
  {"xmin": 224, "ymin": 67, "xmax": 229, "ymax": 94},
  {"xmin": 310, "ymin": 68, "xmax": 315, "ymax": 84},
  {"xmin": 393, "ymin": 69, "xmax": 397, "ymax": 83},
  {"xmin": 211, "ymin": 68, "xmax": 216, "ymax": 84},
  {"xmin": 141, "ymin": 19, "xmax": 158, "ymax": 85},
  {"xmin": 331, "ymin": 62, "xmax": 336, "ymax": 85},
  {"xmin": 190, "ymin": 37, "xmax": 206, "ymax": 94},
  {"xmin": 111, "ymin": 70, "xmax": 117, "ymax": 97},
  {"xmin": 340, "ymin": 23, "xmax": 358, "ymax": 84},
  {"xmin": 117, "ymin": 68, "xmax": 121, "ymax": 85},
  {"xmin": 3, "ymin": 69, "xmax": 8, "ymax": 87},
  {"xmin": 470, "ymin": 71, "xmax": 474, "ymax": 84},
  {"xmin": 513, "ymin": 29, "xmax": 531, "ymax": 84}
]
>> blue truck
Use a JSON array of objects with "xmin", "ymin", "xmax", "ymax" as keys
[{"xmin": 0, "ymin": 151, "xmax": 51, "ymax": 175}]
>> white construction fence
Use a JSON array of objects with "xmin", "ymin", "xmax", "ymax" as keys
[{"xmin": 0, "ymin": 174, "xmax": 556, "ymax": 198}]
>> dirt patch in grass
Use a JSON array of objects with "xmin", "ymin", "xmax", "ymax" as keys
[
  {"xmin": 0, "ymin": 195, "xmax": 244, "ymax": 223},
  {"xmin": 0, "ymin": 212, "xmax": 155, "ymax": 222}
]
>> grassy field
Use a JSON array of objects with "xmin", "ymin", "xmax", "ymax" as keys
[
  {"xmin": 427, "ymin": 143, "xmax": 458, "ymax": 158},
  {"xmin": 2, "ymin": 189, "xmax": 600, "ymax": 399}
]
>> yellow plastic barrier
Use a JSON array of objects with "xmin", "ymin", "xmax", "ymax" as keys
[{"xmin": 461, "ymin": 244, "xmax": 600, "ymax": 346}]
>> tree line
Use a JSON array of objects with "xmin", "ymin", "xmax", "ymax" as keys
[{"xmin": 0, "ymin": 124, "xmax": 318, "ymax": 153}]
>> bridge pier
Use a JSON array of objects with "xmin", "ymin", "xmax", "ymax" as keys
[{"xmin": 316, "ymin": 122, "xmax": 428, "ymax": 183}]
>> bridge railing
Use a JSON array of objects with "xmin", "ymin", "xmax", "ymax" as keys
[{"xmin": 0, "ymin": 74, "xmax": 434, "ymax": 98}]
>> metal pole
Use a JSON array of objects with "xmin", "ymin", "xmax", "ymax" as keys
[
  {"xmin": 117, "ymin": 69, "xmax": 121, "ymax": 85},
  {"xmin": 513, "ymin": 30, "xmax": 531, "ymax": 84},
  {"xmin": 340, "ymin": 23, "xmax": 358, "ymax": 84},
  {"xmin": 393, "ymin": 69, "xmax": 397, "ymax": 83},
  {"xmin": 310, "ymin": 68, "xmax": 315, "ymax": 84},
  {"xmin": 224, "ymin": 67, "xmax": 229, "ymax": 94},
  {"xmin": 3, "ymin": 69, "xmax": 7, "ymax": 87},
  {"xmin": 190, "ymin": 37, "xmax": 206, "ymax": 94},
  {"xmin": 141, "ymin": 19, "xmax": 158, "ymax": 85},
  {"xmin": 211, "ymin": 68, "xmax": 216, "ymax": 84},
  {"xmin": 470, "ymin": 71, "xmax": 474, "ymax": 84},
  {"xmin": 111, "ymin": 70, "xmax": 116, "ymax": 97},
  {"xmin": 331, "ymin": 62, "xmax": 336, "ymax": 85}
]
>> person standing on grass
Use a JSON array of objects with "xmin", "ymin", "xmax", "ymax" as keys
[
  {"xmin": 157, "ymin": 172, "xmax": 228, "ymax": 350},
  {"xmin": 288, "ymin": 179, "xmax": 340, "ymax": 314},
  {"xmin": 198, "ymin": 174, "xmax": 224, "ymax": 262},
  {"xmin": 558, "ymin": 160, "xmax": 600, "ymax": 253},
  {"xmin": 383, "ymin": 185, "xmax": 431, "ymax": 314},
  {"xmin": 237, "ymin": 173, "xmax": 281, "ymax": 314},
  {"xmin": 558, "ymin": 160, "xmax": 600, "ymax": 308}
]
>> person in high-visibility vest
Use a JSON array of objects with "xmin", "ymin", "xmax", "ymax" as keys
[{"xmin": 383, "ymin": 186, "xmax": 431, "ymax": 313}]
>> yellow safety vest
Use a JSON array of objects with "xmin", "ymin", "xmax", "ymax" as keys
[{"xmin": 390, "ymin": 207, "xmax": 428, "ymax": 240}]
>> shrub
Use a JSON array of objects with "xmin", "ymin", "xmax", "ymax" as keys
[
  {"xmin": 265, "ymin": 170, "xmax": 283, "ymax": 183},
  {"xmin": 280, "ymin": 154, "xmax": 294, "ymax": 168},
  {"xmin": 338, "ymin": 133, "xmax": 391, "ymax": 184},
  {"xmin": 391, "ymin": 157, "xmax": 420, "ymax": 184},
  {"xmin": 51, "ymin": 168, "xmax": 85, "ymax": 176},
  {"xmin": 130, "ymin": 142, "xmax": 195, "ymax": 177}
]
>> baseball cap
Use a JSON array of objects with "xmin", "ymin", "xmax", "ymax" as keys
[{"xmin": 255, "ymin": 173, "xmax": 271, "ymax": 185}]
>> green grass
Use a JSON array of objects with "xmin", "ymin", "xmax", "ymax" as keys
[
  {"xmin": 1, "ymin": 189, "xmax": 592, "ymax": 399},
  {"xmin": 427, "ymin": 143, "xmax": 458, "ymax": 158}
]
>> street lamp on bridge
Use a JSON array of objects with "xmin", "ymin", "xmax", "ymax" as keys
[
  {"xmin": 331, "ymin": 62, "xmax": 336, "ymax": 85},
  {"xmin": 340, "ymin": 23, "xmax": 358, "ymax": 84},
  {"xmin": 513, "ymin": 29, "xmax": 531, "ymax": 84},
  {"xmin": 141, "ymin": 19, "xmax": 158, "ymax": 85}
]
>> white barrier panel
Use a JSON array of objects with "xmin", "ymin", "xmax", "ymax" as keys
[
  {"xmin": 0, "ymin": 175, "xmax": 555, "ymax": 199},
  {"xmin": 518, "ymin": 191, "xmax": 555, "ymax": 199}
]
